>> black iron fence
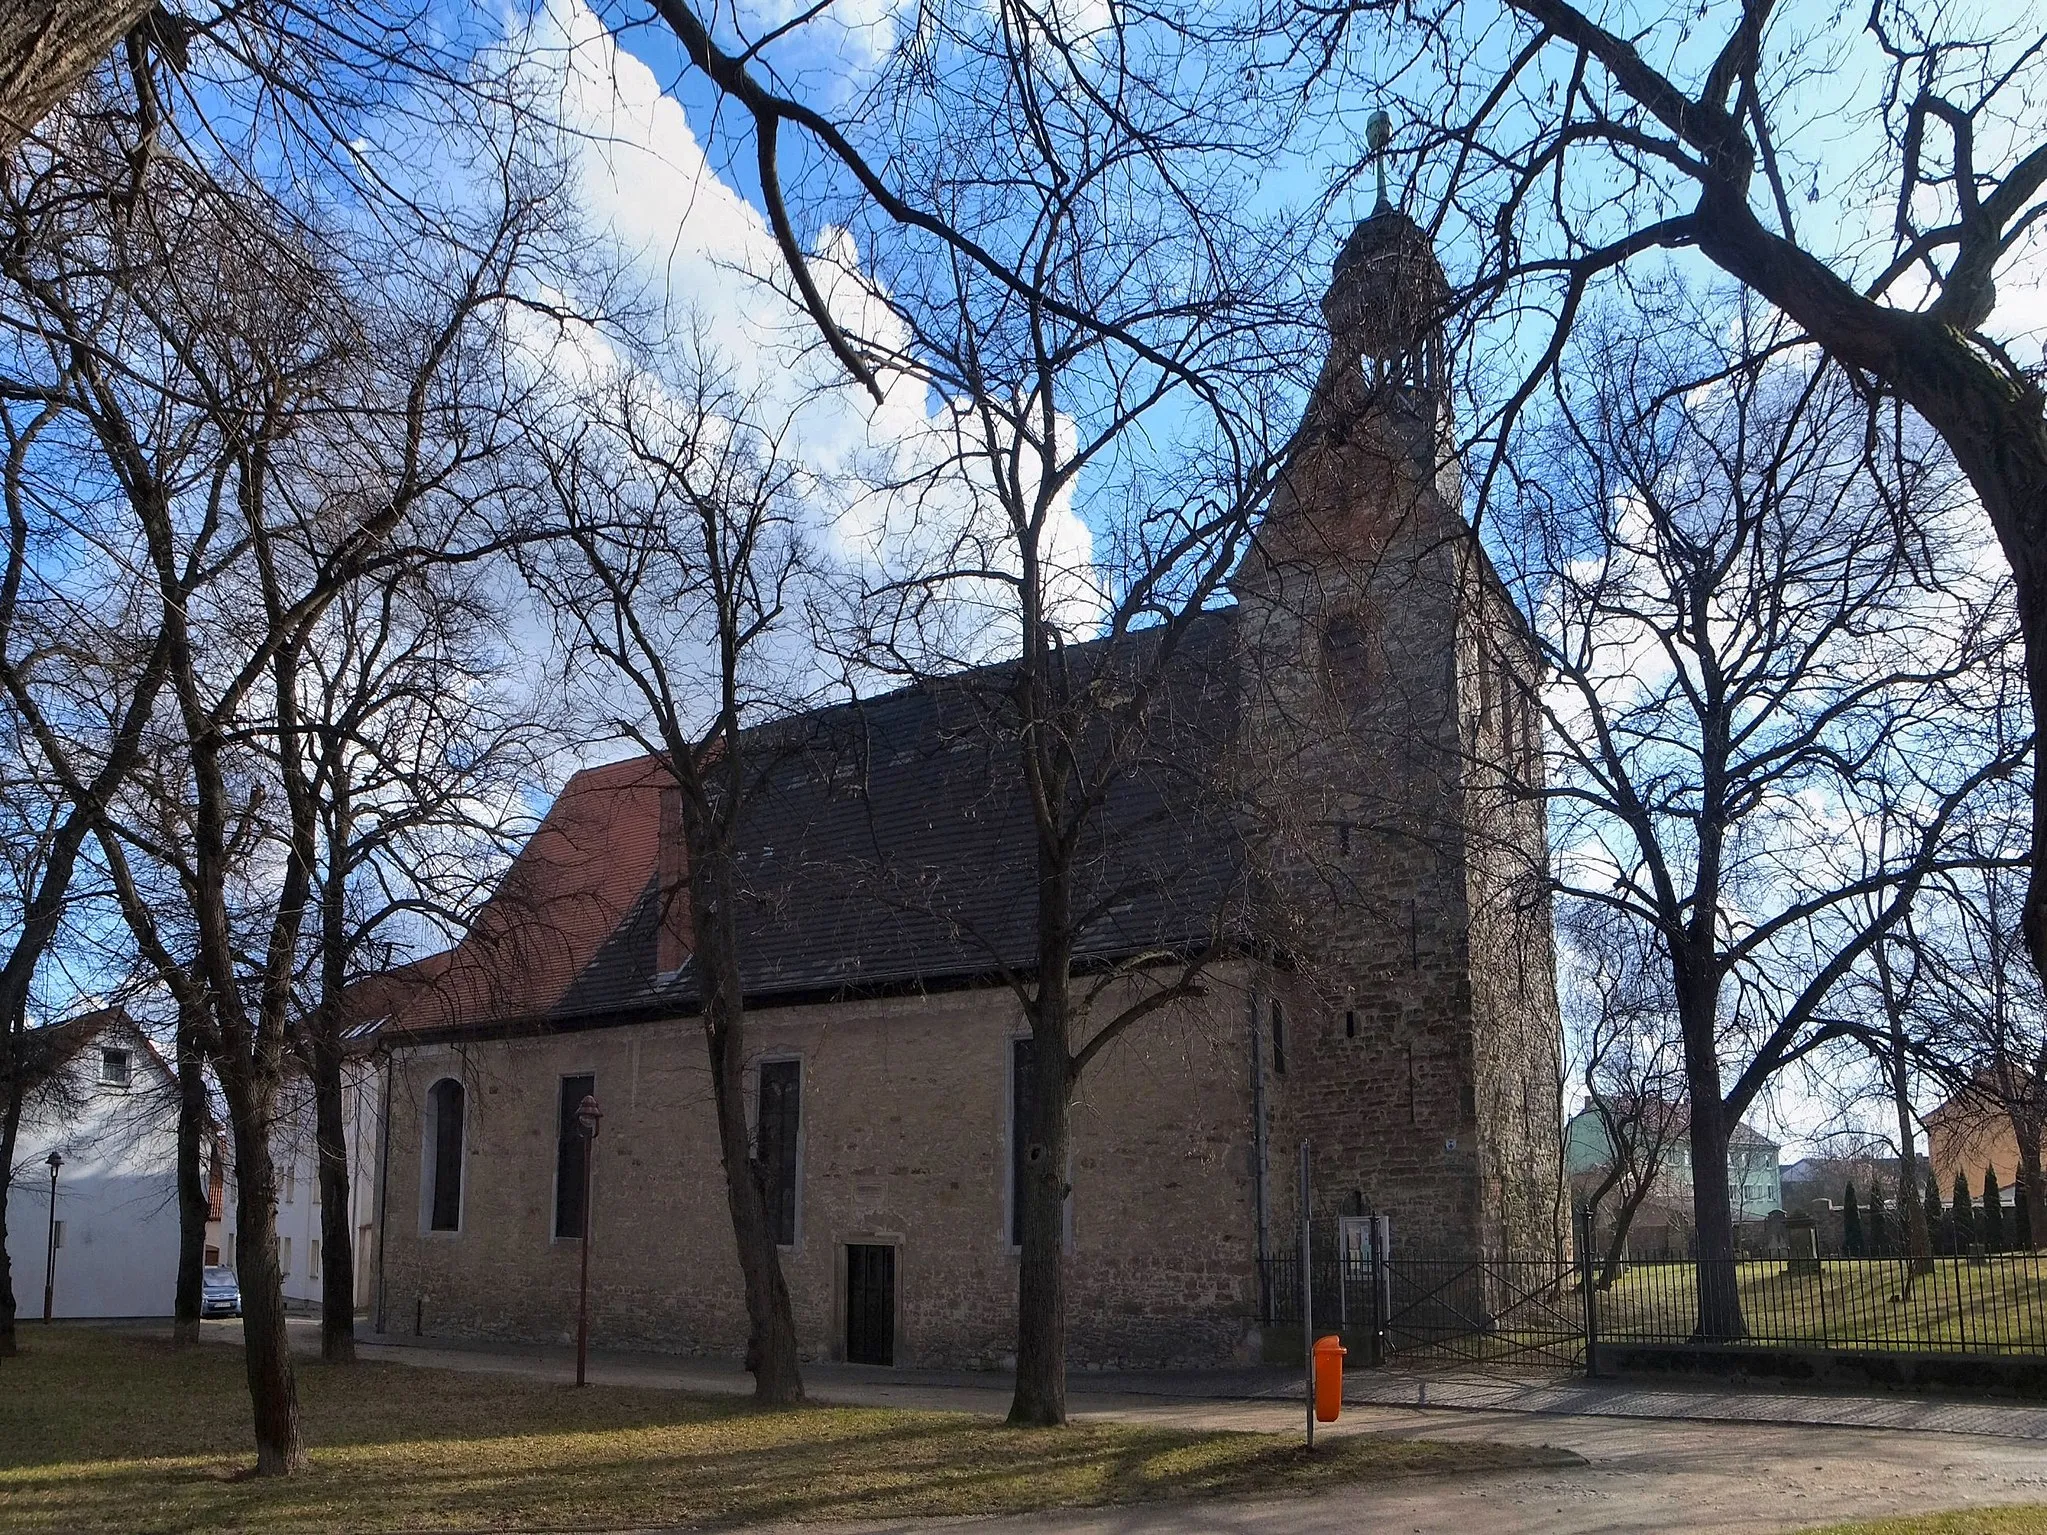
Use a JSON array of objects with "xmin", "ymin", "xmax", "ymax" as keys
[
  {"xmin": 1258, "ymin": 1251, "xmax": 1585, "ymax": 1371},
  {"xmin": 1594, "ymin": 1252, "xmax": 2047, "ymax": 1356},
  {"xmin": 1259, "ymin": 1241, "xmax": 2047, "ymax": 1374}
]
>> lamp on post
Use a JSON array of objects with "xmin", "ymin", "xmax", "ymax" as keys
[
  {"xmin": 573, "ymin": 1094, "xmax": 602, "ymax": 1387},
  {"xmin": 42, "ymin": 1150, "xmax": 63, "ymax": 1322}
]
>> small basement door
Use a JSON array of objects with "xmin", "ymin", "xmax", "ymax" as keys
[{"xmin": 846, "ymin": 1243, "xmax": 895, "ymax": 1365}]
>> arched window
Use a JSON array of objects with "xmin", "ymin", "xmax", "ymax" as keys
[{"xmin": 426, "ymin": 1078, "xmax": 465, "ymax": 1232}]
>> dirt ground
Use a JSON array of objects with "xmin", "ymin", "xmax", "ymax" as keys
[{"xmin": 236, "ymin": 1320, "xmax": 2047, "ymax": 1534}]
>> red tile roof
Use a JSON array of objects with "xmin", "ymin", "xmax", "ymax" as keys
[{"xmin": 386, "ymin": 755, "xmax": 675, "ymax": 1036}]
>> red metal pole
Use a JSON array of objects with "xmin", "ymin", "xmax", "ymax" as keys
[{"xmin": 576, "ymin": 1138, "xmax": 594, "ymax": 1386}]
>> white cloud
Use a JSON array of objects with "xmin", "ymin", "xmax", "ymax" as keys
[{"xmin": 510, "ymin": 0, "xmax": 1102, "ymax": 669}]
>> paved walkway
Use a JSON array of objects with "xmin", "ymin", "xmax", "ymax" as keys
[
  {"xmin": 220, "ymin": 1321, "xmax": 2047, "ymax": 1533},
  {"xmin": 321, "ymin": 1320, "xmax": 2047, "ymax": 1441}
]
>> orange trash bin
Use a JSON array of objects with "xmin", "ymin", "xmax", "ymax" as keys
[{"xmin": 1313, "ymin": 1334, "xmax": 1346, "ymax": 1422}]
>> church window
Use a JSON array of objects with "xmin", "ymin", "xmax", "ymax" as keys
[
  {"xmin": 554, "ymin": 1074, "xmax": 595, "ymax": 1239},
  {"xmin": 1271, "ymin": 1001, "xmax": 1287, "ymax": 1076},
  {"xmin": 757, "ymin": 1059, "xmax": 801, "ymax": 1247},
  {"xmin": 1009, "ymin": 1037, "xmax": 1034, "ymax": 1248},
  {"xmin": 426, "ymin": 1077, "xmax": 465, "ymax": 1232},
  {"xmin": 1322, "ymin": 610, "xmax": 1376, "ymax": 708},
  {"xmin": 1344, "ymin": 1008, "xmax": 1357, "ymax": 1040}
]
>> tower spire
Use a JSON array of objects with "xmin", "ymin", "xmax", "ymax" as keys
[{"xmin": 1366, "ymin": 109, "xmax": 1393, "ymax": 214}]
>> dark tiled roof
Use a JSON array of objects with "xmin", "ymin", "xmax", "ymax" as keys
[{"xmin": 404, "ymin": 612, "xmax": 1254, "ymax": 1037}]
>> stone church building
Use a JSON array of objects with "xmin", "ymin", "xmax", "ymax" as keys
[{"xmin": 369, "ymin": 207, "xmax": 1565, "ymax": 1369}]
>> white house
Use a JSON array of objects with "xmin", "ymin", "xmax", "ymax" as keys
[
  {"xmin": 4, "ymin": 1009, "xmax": 234, "ymax": 1318},
  {"xmin": 268, "ymin": 1043, "xmax": 382, "ymax": 1311}
]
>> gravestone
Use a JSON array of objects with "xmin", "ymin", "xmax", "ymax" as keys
[{"xmin": 1786, "ymin": 1212, "xmax": 1820, "ymax": 1275}]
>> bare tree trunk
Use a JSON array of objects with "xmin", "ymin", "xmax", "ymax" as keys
[
  {"xmin": 310, "ymin": 1028, "xmax": 354, "ymax": 1363},
  {"xmin": 309, "ymin": 793, "xmax": 356, "ymax": 1365},
  {"xmin": 1890, "ymin": 1016, "xmax": 1934, "ymax": 1279},
  {"xmin": 1597, "ymin": 1174, "xmax": 1658, "ymax": 1289},
  {"xmin": 2016, "ymin": 1120, "xmax": 2047, "ymax": 1254},
  {"xmin": 689, "ymin": 820, "xmax": 802, "ymax": 1406},
  {"xmin": 0, "ymin": 1020, "xmax": 22, "ymax": 1358},
  {"xmin": 1010, "ymin": 853, "xmax": 1072, "ymax": 1428},
  {"xmin": 222, "ymin": 1070, "xmax": 306, "ymax": 1474},
  {"xmin": 173, "ymin": 1005, "xmax": 209, "ymax": 1345},
  {"xmin": 1682, "ymin": 1073, "xmax": 1746, "ymax": 1341},
  {"xmin": 0, "ymin": 0, "xmax": 153, "ymax": 155}
]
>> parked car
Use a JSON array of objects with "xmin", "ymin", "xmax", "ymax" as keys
[{"xmin": 200, "ymin": 1266, "xmax": 241, "ymax": 1318}]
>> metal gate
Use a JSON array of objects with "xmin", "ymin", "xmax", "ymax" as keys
[
  {"xmin": 1260, "ymin": 1223, "xmax": 1585, "ymax": 1375},
  {"xmin": 1382, "ymin": 1255, "xmax": 1584, "ymax": 1371}
]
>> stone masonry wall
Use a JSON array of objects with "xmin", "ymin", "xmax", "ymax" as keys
[
  {"xmin": 376, "ymin": 969, "xmax": 1262, "ymax": 1368},
  {"xmin": 1230, "ymin": 357, "xmax": 1562, "ymax": 1262},
  {"xmin": 1454, "ymin": 552, "xmax": 1569, "ymax": 1263},
  {"xmin": 1233, "ymin": 411, "xmax": 1488, "ymax": 1255}
]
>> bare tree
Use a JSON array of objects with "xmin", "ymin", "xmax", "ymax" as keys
[
  {"xmin": 771, "ymin": 10, "xmax": 1295, "ymax": 1424},
  {"xmin": 0, "ymin": 85, "xmax": 540, "ymax": 1464},
  {"xmin": 0, "ymin": 1, "xmax": 155, "ymax": 157},
  {"xmin": 1500, "ymin": 292, "xmax": 2024, "ymax": 1338},
  {"xmin": 288, "ymin": 560, "xmax": 547, "ymax": 1363},
  {"xmin": 1563, "ymin": 902, "xmax": 1688, "ymax": 1286},
  {"xmin": 521, "ymin": 342, "xmax": 819, "ymax": 1405},
  {"xmin": 1871, "ymin": 935, "xmax": 1937, "ymax": 1276},
  {"xmin": 1275, "ymin": 0, "xmax": 2047, "ymax": 1003},
  {"xmin": 1896, "ymin": 847, "xmax": 2047, "ymax": 1251},
  {"xmin": 0, "ymin": 109, "xmax": 199, "ymax": 1362}
]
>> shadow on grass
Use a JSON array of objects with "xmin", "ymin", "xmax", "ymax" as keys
[{"xmin": 0, "ymin": 1326, "xmax": 1569, "ymax": 1535}]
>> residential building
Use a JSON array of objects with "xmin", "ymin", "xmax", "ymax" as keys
[
  {"xmin": 1565, "ymin": 1104, "xmax": 1783, "ymax": 1222},
  {"xmin": 1926, "ymin": 1076, "xmax": 2033, "ymax": 1196},
  {"xmin": 270, "ymin": 1046, "xmax": 384, "ymax": 1311},
  {"xmin": 3, "ymin": 1009, "xmax": 234, "ymax": 1317}
]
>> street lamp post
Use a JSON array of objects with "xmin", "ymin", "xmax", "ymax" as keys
[
  {"xmin": 574, "ymin": 1094, "xmax": 602, "ymax": 1387},
  {"xmin": 41, "ymin": 1150, "xmax": 63, "ymax": 1322}
]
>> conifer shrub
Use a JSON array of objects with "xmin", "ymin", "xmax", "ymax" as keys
[{"xmin": 1983, "ymin": 1167, "xmax": 2005, "ymax": 1253}]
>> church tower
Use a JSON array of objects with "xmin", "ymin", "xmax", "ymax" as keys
[{"xmin": 1232, "ymin": 174, "xmax": 1564, "ymax": 1266}]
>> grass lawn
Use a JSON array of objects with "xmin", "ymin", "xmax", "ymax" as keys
[
  {"xmin": 0, "ymin": 1327, "xmax": 1569, "ymax": 1534},
  {"xmin": 1599, "ymin": 1258, "xmax": 2047, "ymax": 1351},
  {"xmin": 1800, "ymin": 1510, "xmax": 2047, "ymax": 1533}
]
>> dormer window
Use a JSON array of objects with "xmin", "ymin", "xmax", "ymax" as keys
[{"xmin": 99, "ymin": 1047, "xmax": 131, "ymax": 1088}]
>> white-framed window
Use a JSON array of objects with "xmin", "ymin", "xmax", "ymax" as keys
[
  {"xmin": 281, "ymin": 1236, "xmax": 292, "ymax": 1275},
  {"xmin": 283, "ymin": 1164, "xmax": 295, "ymax": 1205},
  {"xmin": 309, "ymin": 1238, "xmax": 321, "ymax": 1280},
  {"xmin": 1008, "ymin": 1035, "xmax": 1033, "ymax": 1249},
  {"xmin": 553, "ymin": 1074, "xmax": 594, "ymax": 1240},
  {"xmin": 756, "ymin": 1057, "xmax": 802, "ymax": 1248},
  {"xmin": 424, "ymin": 1077, "xmax": 466, "ymax": 1234},
  {"xmin": 99, "ymin": 1047, "xmax": 130, "ymax": 1087}
]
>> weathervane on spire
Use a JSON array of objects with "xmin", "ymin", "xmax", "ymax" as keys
[{"xmin": 1366, "ymin": 108, "xmax": 1393, "ymax": 213}]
